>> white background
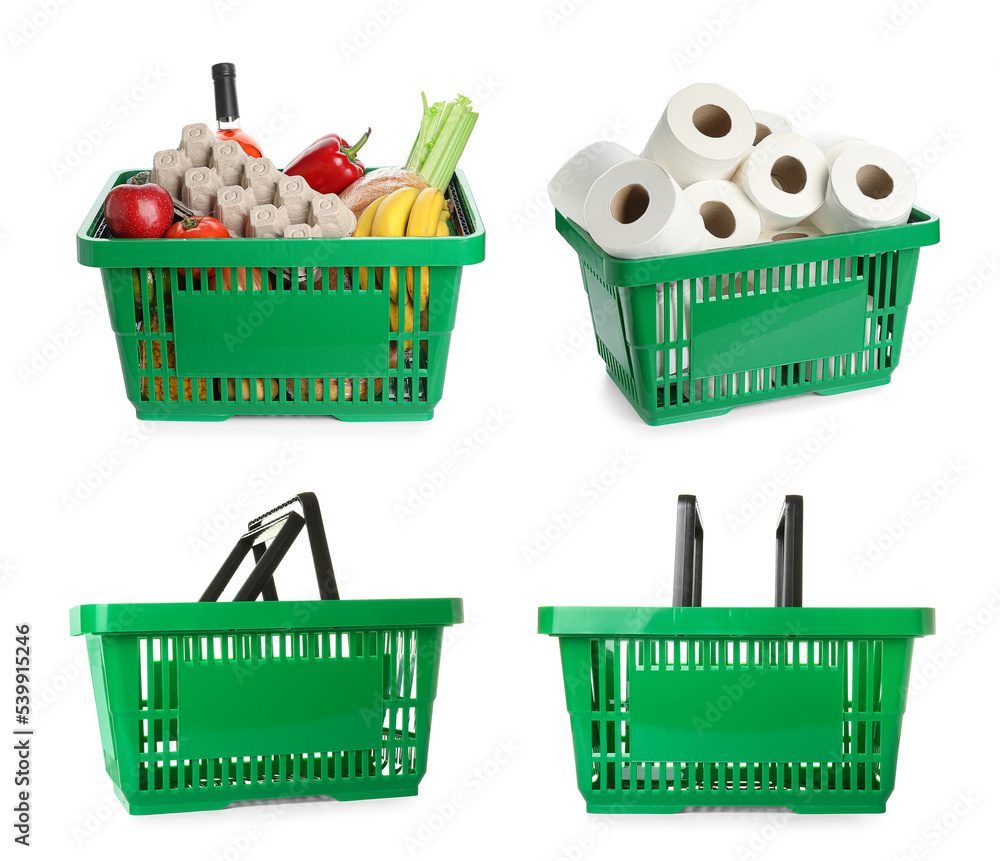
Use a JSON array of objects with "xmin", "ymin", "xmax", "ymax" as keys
[{"xmin": 1, "ymin": 0, "xmax": 997, "ymax": 857}]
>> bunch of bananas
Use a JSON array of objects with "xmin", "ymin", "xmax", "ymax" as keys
[{"xmin": 353, "ymin": 187, "xmax": 450, "ymax": 338}]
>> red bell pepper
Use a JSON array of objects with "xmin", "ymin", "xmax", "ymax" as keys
[{"xmin": 283, "ymin": 128, "xmax": 371, "ymax": 195}]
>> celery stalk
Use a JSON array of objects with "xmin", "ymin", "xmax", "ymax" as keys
[
  {"xmin": 404, "ymin": 92, "xmax": 431, "ymax": 170},
  {"xmin": 405, "ymin": 94, "xmax": 443, "ymax": 173},
  {"xmin": 404, "ymin": 92, "xmax": 479, "ymax": 190},
  {"xmin": 419, "ymin": 101, "xmax": 447, "ymax": 171}
]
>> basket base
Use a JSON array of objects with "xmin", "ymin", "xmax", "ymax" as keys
[
  {"xmin": 635, "ymin": 405, "xmax": 735, "ymax": 427},
  {"xmin": 114, "ymin": 783, "xmax": 420, "ymax": 815},
  {"xmin": 815, "ymin": 376, "xmax": 891, "ymax": 397},
  {"xmin": 585, "ymin": 799, "xmax": 887, "ymax": 815},
  {"xmin": 613, "ymin": 367, "xmax": 894, "ymax": 426},
  {"xmin": 135, "ymin": 409, "xmax": 232, "ymax": 422},
  {"xmin": 133, "ymin": 408, "xmax": 436, "ymax": 423},
  {"xmin": 587, "ymin": 801, "xmax": 687, "ymax": 814},
  {"xmin": 785, "ymin": 800, "xmax": 886, "ymax": 814},
  {"xmin": 335, "ymin": 411, "xmax": 435, "ymax": 423}
]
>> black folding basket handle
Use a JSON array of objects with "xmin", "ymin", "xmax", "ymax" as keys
[
  {"xmin": 672, "ymin": 495, "xmax": 704, "ymax": 608},
  {"xmin": 669, "ymin": 494, "xmax": 802, "ymax": 608},
  {"xmin": 198, "ymin": 492, "xmax": 340, "ymax": 602},
  {"xmin": 775, "ymin": 495, "xmax": 803, "ymax": 608}
]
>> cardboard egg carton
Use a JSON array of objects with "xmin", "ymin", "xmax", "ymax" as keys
[{"xmin": 150, "ymin": 123, "xmax": 356, "ymax": 239}]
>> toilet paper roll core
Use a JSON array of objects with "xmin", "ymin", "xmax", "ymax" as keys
[
  {"xmin": 700, "ymin": 201, "xmax": 737, "ymax": 241},
  {"xmin": 855, "ymin": 164, "xmax": 894, "ymax": 199},
  {"xmin": 610, "ymin": 183, "xmax": 651, "ymax": 224}
]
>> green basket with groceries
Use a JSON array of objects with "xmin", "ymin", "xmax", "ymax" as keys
[
  {"xmin": 77, "ymin": 72, "xmax": 484, "ymax": 422},
  {"xmin": 550, "ymin": 83, "xmax": 940, "ymax": 426}
]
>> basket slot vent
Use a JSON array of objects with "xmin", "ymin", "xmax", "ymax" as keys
[
  {"xmin": 127, "ymin": 626, "xmax": 432, "ymax": 796},
  {"xmin": 581, "ymin": 635, "xmax": 886, "ymax": 800},
  {"xmin": 123, "ymin": 260, "xmax": 440, "ymax": 414},
  {"xmin": 629, "ymin": 248, "xmax": 909, "ymax": 422}
]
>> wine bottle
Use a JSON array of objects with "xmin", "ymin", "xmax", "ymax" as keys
[{"xmin": 212, "ymin": 63, "xmax": 262, "ymax": 158}]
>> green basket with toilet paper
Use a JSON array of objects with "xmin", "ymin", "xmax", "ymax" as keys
[
  {"xmin": 70, "ymin": 493, "xmax": 462, "ymax": 815},
  {"xmin": 555, "ymin": 207, "xmax": 939, "ymax": 425},
  {"xmin": 539, "ymin": 495, "xmax": 934, "ymax": 814},
  {"xmin": 550, "ymin": 83, "xmax": 940, "ymax": 425}
]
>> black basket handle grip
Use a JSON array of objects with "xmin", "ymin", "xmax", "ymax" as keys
[
  {"xmin": 199, "ymin": 493, "xmax": 339, "ymax": 602},
  {"xmin": 672, "ymin": 495, "xmax": 704, "ymax": 608},
  {"xmin": 775, "ymin": 495, "xmax": 803, "ymax": 608},
  {"xmin": 247, "ymin": 493, "xmax": 339, "ymax": 599}
]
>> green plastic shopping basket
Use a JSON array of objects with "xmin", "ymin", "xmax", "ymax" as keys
[
  {"xmin": 70, "ymin": 493, "xmax": 462, "ymax": 815},
  {"xmin": 539, "ymin": 495, "xmax": 933, "ymax": 814},
  {"xmin": 555, "ymin": 206, "xmax": 939, "ymax": 424},
  {"xmin": 77, "ymin": 169, "xmax": 485, "ymax": 421}
]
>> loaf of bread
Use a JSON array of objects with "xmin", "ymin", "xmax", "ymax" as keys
[{"xmin": 340, "ymin": 168, "xmax": 429, "ymax": 219}]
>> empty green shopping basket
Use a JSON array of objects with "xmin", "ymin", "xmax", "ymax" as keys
[
  {"xmin": 77, "ymin": 169, "xmax": 485, "ymax": 422},
  {"xmin": 70, "ymin": 493, "xmax": 462, "ymax": 815},
  {"xmin": 539, "ymin": 495, "xmax": 933, "ymax": 814},
  {"xmin": 555, "ymin": 207, "xmax": 939, "ymax": 424}
]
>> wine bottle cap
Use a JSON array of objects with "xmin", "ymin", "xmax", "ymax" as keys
[{"xmin": 212, "ymin": 63, "xmax": 239, "ymax": 123}]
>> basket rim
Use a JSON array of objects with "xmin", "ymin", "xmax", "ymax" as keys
[
  {"xmin": 77, "ymin": 168, "xmax": 485, "ymax": 269},
  {"xmin": 555, "ymin": 205, "xmax": 940, "ymax": 288},
  {"xmin": 71, "ymin": 598, "xmax": 463, "ymax": 635},
  {"xmin": 537, "ymin": 606, "xmax": 934, "ymax": 638}
]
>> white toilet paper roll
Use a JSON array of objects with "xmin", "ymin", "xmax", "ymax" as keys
[
  {"xmin": 751, "ymin": 110, "xmax": 792, "ymax": 145},
  {"xmin": 732, "ymin": 133, "xmax": 829, "ymax": 231},
  {"xmin": 548, "ymin": 141, "xmax": 637, "ymax": 227},
  {"xmin": 642, "ymin": 83, "xmax": 756, "ymax": 188},
  {"xmin": 807, "ymin": 132, "xmax": 868, "ymax": 168},
  {"xmin": 683, "ymin": 179, "xmax": 761, "ymax": 250},
  {"xmin": 749, "ymin": 226, "xmax": 857, "ymax": 289},
  {"xmin": 811, "ymin": 144, "xmax": 916, "ymax": 234},
  {"xmin": 750, "ymin": 225, "xmax": 822, "ymax": 288},
  {"xmin": 583, "ymin": 159, "xmax": 705, "ymax": 259},
  {"xmin": 759, "ymin": 226, "xmax": 822, "ymax": 242}
]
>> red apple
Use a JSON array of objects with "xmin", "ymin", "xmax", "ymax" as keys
[{"xmin": 104, "ymin": 183, "xmax": 174, "ymax": 238}]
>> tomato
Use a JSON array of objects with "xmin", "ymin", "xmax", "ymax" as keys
[
  {"xmin": 164, "ymin": 216, "xmax": 230, "ymax": 239},
  {"xmin": 164, "ymin": 216, "xmax": 230, "ymax": 279}
]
